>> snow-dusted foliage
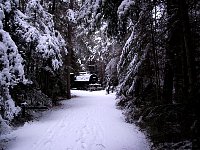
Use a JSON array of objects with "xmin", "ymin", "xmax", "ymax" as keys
[
  {"xmin": 14, "ymin": 0, "xmax": 66, "ymax": 70},
  {"xmin": 1, "ymin": 0, "xmax": 68, "ymax": 134},
  {"xmin": 67, "ymin": 9, "xmax": 77, "ymax": 23},
  {"xmin": 97, "ymin": 1, "xmax": 157, "ymax": 122},
  {"xmin": 105, "ymin": 51, "xmax": 119, "ymax": 86},
  {"xmin": 105, "ymin": 58, "xmax": 118, "ymax": 77},
  {"xmin": 75, "ymin": 17, "xmax": 111, "ymax": 80},
  {"xmin": 0, "ymin": 29, "xmax": 26, "ymax": 87},
  {"xmin": 78, "ymin": 0, "xmax": 103, "ymax": 30},
  {"xmin": 117, "ymin": 11, "xmax": 153, "ymax": 98},
  {"xmin": 78, "ymin": 0, "xmax": 157, "ymax": 101},
  {"xmin": 117, "ymin": 0, "xmax": 135, "ymax": 18},
  {"xmin": 0, "ymin": 2, "xmax": 26, "ymax": 126},
  {"xmin": 78, "ymin": 0, "xmax": 125, "ymax": 36}
]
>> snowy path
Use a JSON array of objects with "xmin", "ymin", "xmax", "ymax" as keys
[{"xmin": 7, "ymin": 90, "xmax": 150, "ymax": 150}]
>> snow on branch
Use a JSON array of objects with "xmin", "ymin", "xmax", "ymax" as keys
[
  {"xmin": 0, "ymin": 19, "xmax": 25, "ymax": 121},
  {"xmin": 78, "ymin": 0, "xmax": 103, "ymax": 31},
  {"xmin": 14, "ymin": 0, "xmax": 67, "ymax": 70},
  {"xmin": 117, "ymin": 0, "xmax": 135, "ymax": 19},
  {"xmin": 0, "ymin": 29, "xmax": 26, "ymax": 87}
]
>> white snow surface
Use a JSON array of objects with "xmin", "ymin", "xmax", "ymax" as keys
[
  {"xmin": 75, "ymin": 73, "xmax": 91, "ymax": 81},
  {"xmin": 7, "ymin": 90, "xmax": 150, "ymax": 150}
]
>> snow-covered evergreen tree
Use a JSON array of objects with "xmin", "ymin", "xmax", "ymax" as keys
[
  {"xmin": 1, "ymin": 0, "xmax": 68, "ymax": 133},
  {"xmin": 11, "ymin": 0, "xmax": 68, "ymax": 102},
  {"xmin": 15, "ymin": 0, "xmax": 66, "ymax": 71},
  {"xmin": 0, "ymin": 1, "xmax": 27, "ymax": 133}
]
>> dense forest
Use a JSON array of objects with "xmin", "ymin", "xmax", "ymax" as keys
[{"xmin": 0, "ymin": 0, "xmax": 200, "ymax": 149}]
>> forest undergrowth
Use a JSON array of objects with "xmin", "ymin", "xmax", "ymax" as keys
[{"xmin": 117, "ymin": 96, "xmax": 199, "ymax": 149}]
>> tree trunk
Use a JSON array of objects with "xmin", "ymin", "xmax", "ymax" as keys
[
  {"xmin": 163, "ymin": 0, "xmax": 196, "ymax": 104},
  {"xmin": 151, "ymin": 3, "xmax": 160, "ymax": 103},
  {"xmin": 65, "ymin": 0, "xmax": 75, "ymax": 99},
  {"xmin": 180, "ymin": 0, "xmax": 196, "ymax": 100},
  {"xmin": 163, "ymin": 0, "xmax": 180, "ymax": 104},
  {"xmin": 163, "ymin": 61, "xmax": 173, "ymax": 104},
  {"xmin": 52, "ymin": 0, "xmax": 56, "ymax": 14}
]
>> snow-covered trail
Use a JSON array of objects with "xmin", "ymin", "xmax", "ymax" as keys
[{"xmin": 7, "ymin": 90, "xmax": 150, "ymax": 150}]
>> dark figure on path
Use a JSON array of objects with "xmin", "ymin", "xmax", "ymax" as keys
[{"xmin": 106, "ymin": 82, "xmax": 111, "ymax": 94}]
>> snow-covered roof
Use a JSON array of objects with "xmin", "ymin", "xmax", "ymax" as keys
[{"xmin": 75, "ymin": 73, "xmax": 91, "ymax": 81}]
